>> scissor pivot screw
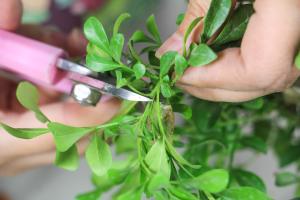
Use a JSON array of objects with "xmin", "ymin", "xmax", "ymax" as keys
[{"xmin": 71, "ymin": 83, "xmax": 101, "ymax": 106}]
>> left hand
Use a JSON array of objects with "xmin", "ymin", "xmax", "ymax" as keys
[{"xmin": 157, "ymin": 0, "xmax": 300, "ymax": 102}]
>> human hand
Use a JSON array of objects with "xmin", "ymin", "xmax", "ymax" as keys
[
  {"xmin": 158, "ymin": 0, "xmax": 300, "ymax": 102},
  {"xmin": 0, "ymin": 0, "xmax": 121, "ymax": 175}
]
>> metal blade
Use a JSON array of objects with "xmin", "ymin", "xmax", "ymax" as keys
[
  {"xmin": 57, "ymin": 59, "xmax": 152, "ymax": 102},
  {"xmin": 101, "ymin": 83, "xmax": 152, "ymax": 102}
]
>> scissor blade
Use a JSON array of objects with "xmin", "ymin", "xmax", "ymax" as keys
[
  {"xmin": 102, "ymin": 83, "xmax": 152, "ymax": 102},
  {"xmin": 57, "ymin": 59, "xmax": 152, "ymax": 102}
]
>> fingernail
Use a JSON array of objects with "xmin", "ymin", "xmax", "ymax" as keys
[{"xmin": 100, "ymin": 95, "xmax": 115, "ymax": 103}]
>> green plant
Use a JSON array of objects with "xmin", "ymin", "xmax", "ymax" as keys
[{"xmin": 2, "ymin": 0, "xmax": 300, "ymax": 199}]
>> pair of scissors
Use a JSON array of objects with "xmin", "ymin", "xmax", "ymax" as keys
[{"xmin": 0, "ymin": 29, "xmax": 152, "ymax": 106}]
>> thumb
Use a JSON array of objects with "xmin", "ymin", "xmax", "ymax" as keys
[
  {"xmin": 156, "ymin": 0, "xmax": 211, "ymax": 57},
  {"xmin": 0, "ymin": 0, "xmax": 23, "ymax": 31}
]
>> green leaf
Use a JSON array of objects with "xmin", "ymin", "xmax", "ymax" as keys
[
  {"xmin": 86, "ymin": 54, "xmax": 123, "ymax": 72},
  {"xmin": 174, "ymin": 54, "xmax": 188, "ymax": 81},
  {"xmin": 176, "ymin": 13, "xmax": 185, "ymax": 26},
  {"xmin": 116, "ymin": 71, "xmax": 128, "ymax": 88},
  {"xmin": 0, "ymin": 123, "xmax": 48, "ymax": 139},
  {"xmin": 116, "ymin": 187, "xmax": 143, "ymax": 200},
  {"xmin": 275, "ymin": 172, "xmax": 300, "ymax": 187},
  {"xmin": 194, "ymin": 169, "xmax": 229, "ymax": 193},
  {"xmin": 55, "ymin": 145, "xmax": 79, "ymax": 171},
  {"xmin": 295, "ymin": 52, "xmax": 300, "ymax": 69},
  {"xmin": 201, "ymin": 0, "xmax": 232, "ymax": 42},
  {"xmin": 144, "ymin": 140, "xmax": 171, "ymax": 178},
  {"xmin": 233, "ymin": 169, "xmax": 266, "ymax": 192},
  {"xmin": 110, "ymin": 33, "xmax": 125, "ymax": 62},
  {"xmin": 86, "ymin": 134, "xmax": 112, "ymax": 176},
  {"xmin": 48, "ymin": 122, "xmax": 94, "ymax": 152},
  {"xmin": 242, "ymin": 98, "xmax": 264, "ymax": 110},
  {"xmin": 16, "ymin": 82, "xmax": 49, "ymax": 123},
  {"xmin": 87, "ymin": 43, "xmax": 111, "ymax": 59},
  {"xmin": 189, "ymin": 44, "xmax": 217, "ymax": 67},
  {"xmin": 165, "ymin": 139, "xmax": 200, "ymax": 169},
  {"xmin": 133, "ymin": 62, "xmax": 146, "ymax": 79},
  {"xmin": 161, "ymin": 82, "xmax": 173, "ymax": 98},
  {"xmin": 173, "ymin": 104, "xmax": 192, "ymax": 119},
  {"xmin": 130, "ymin": 30, "xmax": 155, "ymax": 44},
  {"xmin": 84, "ymin": 17, "xmax": 110, "ymax": 55},
  {"xmin": 146, "ymin": 15, "xmax": 161, "ymax": 43},
  {"xmin": 147, "ymin": 173, "xmax": 169, "ymax": 194},
  {"xmin": 168, "ymin": 186, "xmax": 198, "ymax": 200},
  {"xmin": 183, "ymin": 17, "xmax": 202, "ymax": 55},
  {"xmin": 240, "ymin": 136, "xmax": 267, "ymax": 154},
  {"xmin": 160, "ymin": 51, "xmax": 177, "ymax": 77},
  {"xmin": 113, "ymin": 13, "xmax": 131, "ymax": 36},
  {"xmin": 76, "ymin": 189, "xmax": 102, "ymax": 200},
  {"xmin": 220, "ymin": 187, "xmax": 271, "ymax": 200},
  {"xmin": 213, "ymin": 4, "xmax": 254, "ymax": 46}
]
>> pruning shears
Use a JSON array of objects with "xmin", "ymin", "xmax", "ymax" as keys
[{"xmin": 0, "ymin": 30, "xmax": 152, "ymax": 106}]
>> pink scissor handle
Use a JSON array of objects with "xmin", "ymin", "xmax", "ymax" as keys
[{"xmin": 0, "ymin": 29, "xmax": 73, "ymax": 93}]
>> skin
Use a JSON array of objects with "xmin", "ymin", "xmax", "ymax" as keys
[
  {"xmin": 0, "ymin": 0, "xmax": 120, "ymax": 176},
  {"xmin": 157, "ymin": 0, "xmax": 300, "ymax": 102}
]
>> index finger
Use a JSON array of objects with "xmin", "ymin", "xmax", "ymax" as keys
[{"xmin": 0, "ymin": 0, "xmax": 22, "ymax": 31}]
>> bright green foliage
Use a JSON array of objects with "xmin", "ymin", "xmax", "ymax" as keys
[
  {"xmin": 48, "ymin": 122, "xmax": 94, "ymax": 152},
  {"xmin": 189, "ymin": 44, "xmax": 218, "ymax": 67},
  {"xmin": 5, "ymin": 1, "xmax": 300, "ymax": 200},
  {"xmin": 295, "ymin": 52, "xmax": 300, "ymax": 69},
  {"xmin": 86, "ymin": 134, "xmax": 112, "ymax": 176},
  {"xmin": 16, "ymin": 82, "xmax": 49, "ymax": 123},
  {"xmin": 55, "ymin": 145, "xmax": 79, "ymax": 171},
  {"xmin": 220, "ymin": 187, "xmax": 271, "ymax": 200},
  {"xmin": 0, "ymin": 123, "xmax": 48, "ymax": 139},
  {"xmin": 193, "ymin": 169, "xmax": 229, "ymax": 193}
]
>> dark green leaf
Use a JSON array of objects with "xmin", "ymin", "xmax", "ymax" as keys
[
  {"xmin": 201, "ymin": 0, "xmax": 232, "ymax": 42},
  {"xmin": 110, "ymin": 33, "xmax": 125, "ymax": 62},
  {"xmin": 173, "ymin": 104, "xmax": 192, "ymax": 119},
  {"xmin": 133, "ymin": 62, "xmax": 146, "ymax": 79},
  {"xmin": 48, "ymin": 122, "xmax": 94, "ymax": 152},
  {"xmin": 146, "ymin": 15, "xmax": 161, "ymax": 43},
  {"xmin": 189, "ymin": 44, "xmax": 217, "ymax": 67},
  {"xmin": 55, "ymin": 145, "xmax": 79, "ymax": 171},
  {"xmin": 220, "ymin": 187, "xmax": 270, "ymax": 200},
  {"xmin": 84, "ymin": 17, "xmax": 110, "ymax": 55},
  {"xmin": 144, "ymin": 140, "xmax": 171, "ymax": 178},
  {"xmin": 86, "ymin": 54, "xmax": 123, "ymax": 72},
  {"xmin": 86, "ymin": 134, "xmax": 112, "ymax": 176},
  {"xmin": 160, "ymin": 51, "xmax": 177, "ymax": 77},
  {"xmin": 233, "ymin": 169, "xmax": 266, "ymax": 192},
  {"xmin": 213, "ymin": 4, "xmax": 254, "ymax": 46},
  {"xmin": 113, "ymin": 13, "xmax": 131, "ymax": 36},
  {"xmin": 76, "ymin": 189, "xmax": 102, "ymax": 200},
  {"xmin": 275, "ymin": 172, "xmax": 299, "ymax": 187},
  {"xmin": 16, "ymin": 82, "xmax": 49, "ymax": 123},
  {"xmin": 194, "ymin": 169, "xmax": 229, "ymax": 193},
  {"xmin": 174, "ymin": 54, "xmax": 188, "ymax": 81},
  {"xmin": 240, "ymin": 136, "xmax": 267, "ymax": 154},
  {"xmin": 0, "ymin": 123, "xmax": 48, "ymax": 139}
]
